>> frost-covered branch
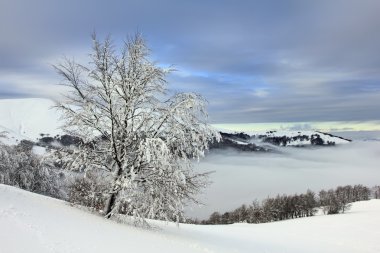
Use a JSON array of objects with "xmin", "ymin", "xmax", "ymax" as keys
[{"xmin": 54, "ymin": 32, "xmax": 220, "ymax": 224}]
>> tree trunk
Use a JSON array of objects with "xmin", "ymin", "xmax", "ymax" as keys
[
  {"xmin": 104, "ymin": 162, "xmax": 123, "ymax": 218},
  {"xmin": 104, "ymin": 192, "xmax": 117, "ymax": 218}
]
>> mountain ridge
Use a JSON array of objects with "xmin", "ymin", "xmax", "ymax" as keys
[{"xmin": 0, "ymin": 98, "xmax": 351, "ymax": 151}]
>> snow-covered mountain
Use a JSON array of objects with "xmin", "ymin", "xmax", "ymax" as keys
[
  {"xmin": 0, "ymin": 98, "xmax": 351, "ymax": 151},
  {"xmin": 252, "ymin": 130, "xmax": 351, "ymax": 146},
  {"xmin": 1, "ymin": 184, "xmax": 379, "ymax": 253},
  {"xmin": 0, "ymin": 98, "xmax": 62, "ymax": 144},
  {"xmin": 212, "ymin": 130, "xmax": 351, "ymax": 152}
]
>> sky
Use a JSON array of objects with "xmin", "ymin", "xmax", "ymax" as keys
[{"xmin": 1, "ymin": 0, "xmax": 380, "ymax": 128}]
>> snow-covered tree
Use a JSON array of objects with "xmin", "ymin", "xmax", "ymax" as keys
[
  {"xmin": 0, "ymin": 131, "xmax": 7, "ymax": 139},
  {"xmin": 372, "ymin": 186, "xmax": 380, "ymax": 199},
  {"xmin": 0, "ymin": 141, "xmax": 61, "ymax": 198},
  {"xmin": 54, "ymin": 33, "xmax": 220, "ymax": 223}
]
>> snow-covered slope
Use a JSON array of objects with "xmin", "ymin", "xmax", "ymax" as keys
[
  {"xmin": 0, "ymin": 98, "xmax": 62, "ymax": 143},
  {"xmin": 253, "ymin": 130, "xmax": 351, "ymax": 145},
  {"xmin": 1, "ymin": 184, "xmax": 379, "ymax": 253},
  {"xmin": 211, "ymin": 130, "xmax": 351, "ymax": 152}
]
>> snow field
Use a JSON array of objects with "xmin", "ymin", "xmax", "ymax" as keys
[{"xmin": 1, "ymin": 184, "xmax": 379, "ymax": 253}]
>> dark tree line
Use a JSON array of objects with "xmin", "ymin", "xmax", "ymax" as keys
[
  {"xmin": 319, "ymin": 185, "xmax": 370, "ymax": 214},
  {"xmin": 199, "ymin": 184, "xmax": 373, "ymax": 225},
  {"xmin": 257, "ymin": 133, "xmax": 337, "ymax": 146},
  {"xmin": 200, "ymin": 190, "xmax": 318, "ymax": 225}
]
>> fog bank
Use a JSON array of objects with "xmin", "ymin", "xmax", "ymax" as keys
[{"xmin": 187, "ymin": 139, "xmax": 380, "ymax": 219}]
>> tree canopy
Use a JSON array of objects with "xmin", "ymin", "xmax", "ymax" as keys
[{"xmin": 54, "ymin": 33, "xmax": 220, "ymax": 224}]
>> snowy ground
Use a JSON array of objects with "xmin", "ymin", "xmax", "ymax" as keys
[{"xmin": 1, "ymin": 184, "xmax": 379, "ymax": 253}]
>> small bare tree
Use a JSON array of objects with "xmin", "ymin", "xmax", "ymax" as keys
[{"xmin": 54, "ymin": 33, "xmax": 219, "ymax": 223}]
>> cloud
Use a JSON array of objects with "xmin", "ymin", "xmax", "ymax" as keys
[
  {"xmin": 213, "ymin": 121, "xmax": 380, "ymax": 132},
  {"xmin": 252, "ymin": 89, "xmax": 269, "ymax": 98},
  {"xmin": 0, "ymin": 0, "xmax": 380, "ymax": 123},
  {"xmin": 0, "ymin": 71, "xmax": 70, "ymax": 99},
  {"xmin": 188, "ymin": 139, "xmax": 380, "ymax": 219},
  {"xmin": 285, "ymin": 123, "xmax": 313, "ymax": 131}
]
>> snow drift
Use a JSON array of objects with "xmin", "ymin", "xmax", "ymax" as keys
[{"xmin": 1, "ymin": 184, "xmax": 379, "ymax": 253}]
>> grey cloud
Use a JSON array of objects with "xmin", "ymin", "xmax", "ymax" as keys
[{"xmin": 1, "ymin": 0, "xmax": 380, "ymax": 123}]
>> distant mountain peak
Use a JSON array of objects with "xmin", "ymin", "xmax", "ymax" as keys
[{"xmin": 211, "ymin": 130, "xmax": 351, "ymax": 152}]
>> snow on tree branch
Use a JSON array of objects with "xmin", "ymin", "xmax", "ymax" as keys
[{"xmin": 54, "ymin": 32, "xmax": 220, "ymax": 225}]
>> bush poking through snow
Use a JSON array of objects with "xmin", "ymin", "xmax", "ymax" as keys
[
  {"xmin": 68, "ymin": 172, "xmax": 109, "ymax": 212},
  {"xmin": 0, "ymin": 142, "xmax": 61, "ymax": 198}
]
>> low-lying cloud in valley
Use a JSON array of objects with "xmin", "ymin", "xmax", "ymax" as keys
[{"xmin": 188, "ymin": 137, "xmax": 380, "ymax": 219}]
